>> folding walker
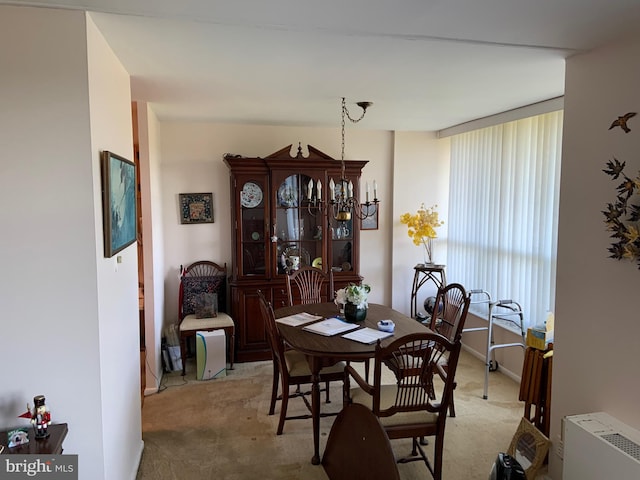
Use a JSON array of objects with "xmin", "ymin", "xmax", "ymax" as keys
[{"xmin": 463, "ymin": 289, "xmax": 526, "ymax": 399}]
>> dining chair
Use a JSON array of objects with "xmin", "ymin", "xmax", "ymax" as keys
[
  {"xmin": 178, "ymin": 261, "xmax": 235, "ymax": 376},
  {"xmin": 286, "ymin": 266, "xmax": 370, "ymax": 382},
  {"xmin": 257, "ymin": 290, "xmax": 345, "ymax": 435},
  {"xmin": 428, "ymin": 282, "xmax": 470, "ymax": 417},
  {"xmin": 344, "ymin": 331, "xmax": 461, "ymax": 480},
  {"xmin": 285, "ymin": 266, "xmax": 334, "ymax": 306},
  {"xmin": 322, "ymin": 403, "xmax": 400, "ymax": 480}
]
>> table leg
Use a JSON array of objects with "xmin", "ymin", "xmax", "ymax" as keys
[{"xmin": 310, "ymin": 357, "xmax": 322, "ymax": 465}]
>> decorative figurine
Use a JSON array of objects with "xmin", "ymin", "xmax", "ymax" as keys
[{"xmin": 30, "ymin": 395, "xmax": 51, "ymax": 439}]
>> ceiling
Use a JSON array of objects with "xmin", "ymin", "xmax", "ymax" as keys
[{"xmin": 5, "ymin": 1, "xmax": 640, "ymax": 131}]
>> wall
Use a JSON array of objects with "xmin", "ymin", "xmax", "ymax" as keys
[
  {"xmin": 0, "ymin": 7, "xmax": 142, "ymax": 479},
  {"xmin": 549, "ymin": 32, "xmax": 640, "ymax": 479},
  {"xmin": 391, "ymin": 131, "xmax": 451, "ymax": 314},
  {"xmin": 87, "ymin": 14, "xmax": 142, "ymax": 480},
  {"xmin": 135, "ymin": 102, "xmax": 165, "ymax": 393},
  {"xmin": 158, "ymin": 123, "xmax": 393, "ymax": 327}
]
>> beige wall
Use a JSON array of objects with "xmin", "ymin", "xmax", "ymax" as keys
[
  {"xmin": 158, "ymin": 123, "xmax": 396, "ymax": 327},
  {"xmin": 549, "ymin": 32, "xmax": 640, "ymax": 479},
  {"xmin": 0, "ymin": 6, "xmax": 142, "ymax": 480}
]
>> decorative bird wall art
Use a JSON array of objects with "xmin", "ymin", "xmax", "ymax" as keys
[
  {"xmin": 603, "ymin": 110, "xmax": 640, "ymax": 268},
  {"xmin": 608, "ymin": 112, "xmax": 636, "ymax": 133}
]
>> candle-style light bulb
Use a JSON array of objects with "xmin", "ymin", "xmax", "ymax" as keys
[
  {"xmin": 366, "ymin": 181, "xmax": 370, "ymax": 203},
  {"xmin": 329, "ymin": 178, "xmax": 335, "ymax": 201},
  {"xmin": 308, "ymin": 179, "xmax": 313, "ymax": 199},
  {"xmin": 373, "ymin": 180, "xmax": 377, "ymax": 199},
  {"xmin": 317, "ymin": 179, "xmax": 322, "ymax": 198},
  {"xmin": 348, "ymin": 181, "xmax": 353, "ymax": 198}
]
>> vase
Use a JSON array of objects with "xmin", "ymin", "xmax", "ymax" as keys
[
  {"xmin": 423, "ymin": 237, "xmax": 434, "ymax": 265},
  {"xmin": 343, "ymin": 302, "xmax": 367, "ymax": 323}
]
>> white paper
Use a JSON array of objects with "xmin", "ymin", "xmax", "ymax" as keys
[
  {"xmin": 276, "ymin": 312, "xmax": 323, "ymax": 327},
  {"xmin": 302, "ymin": 317, "xmax": 359, "ymax": 336},
  {"xmin": 342, "ymin": 327, "xmax": 394, "ymax": 344}
]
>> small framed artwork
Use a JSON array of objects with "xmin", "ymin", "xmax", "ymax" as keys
[
  {"xmin": 179, "ymin": 193, "xmax": 214, "ymax": 224},
  {"xmin": 101, "ymin": 151, "xmax": 137, "ymax": 258},
  {"xmin": 360, "ymin": 204, "xmax": 379, "ymax": 230},
  {"xmin": 507, "ymin": 417, "xmax": 550, "ymax": 480}
]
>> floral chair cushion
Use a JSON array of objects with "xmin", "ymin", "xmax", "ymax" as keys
[{"xmin": 181, "ymin": 276, "xmax": 223, "ymax": 318}]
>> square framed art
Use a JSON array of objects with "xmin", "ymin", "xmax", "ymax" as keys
[
  {"xmin": 101, "ymin": 151, "xmax": 137, "ymax": 258},
  {"xmin": 180, "ymin": 193, "xmax": 214, "ymax": 224},
  {"xmin": 360, "ymin": 204, "xmax": 379, "ymax": 230}
]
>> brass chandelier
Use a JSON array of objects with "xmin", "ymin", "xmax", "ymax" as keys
[{"xmin": 328, "ymin": 97, "xmax": 379, "ymax": 222}]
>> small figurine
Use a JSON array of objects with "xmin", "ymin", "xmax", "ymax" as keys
[{"xmin": 30, "ymin": 395, "xmax": 51, "ymax": 439}]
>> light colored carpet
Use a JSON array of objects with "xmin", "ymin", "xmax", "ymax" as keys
[{"xmin": 136, "ymin": 349, "xmax": 527, "ymax": 479}]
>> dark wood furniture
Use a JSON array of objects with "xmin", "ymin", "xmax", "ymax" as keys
[
  {"xmin": 286, "ymin": 266, "xmax": 333, "ymax": 306},
  {"xmin": 224, "ymin": 144, "xmax": 367, "ymax": 362},
  {"xmin": 257, "ymin": 290, "xmax": 345, "ymax": 435},
  {"xmin": 276, "ymin": 302, "xmax": 429, "ymax": 465},
  {"xmin": 1, "ymin": 423, "xmax": 68, "ymax": 455},
  {"xmin": 178, "ymin": 261, "xmax": 235, "ymax": 375},
  {"xmin": 427, "ymin": 283, "xmax": 470, "ymax": 417},
  {"xmin": 410, "ymin": 264, "xmax": 447, "ymax": 319},
  {"xmin": 322, "ymin": 403, "xmax": 400, "ymax": 480},
  {"xmin": 519, "ymin": 344, "xmax": 553, "ymax": 437},
  {"xmin": 345, "ymin": 332, "xmax": 461, "ymax": 480}
]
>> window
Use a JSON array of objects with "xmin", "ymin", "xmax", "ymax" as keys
[{"xmin": 447, "ymin": 111, "xmax": 563, "ymax": 330}]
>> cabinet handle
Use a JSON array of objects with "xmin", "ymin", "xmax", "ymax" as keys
[{"xmin": 270, "ymin": 222, "xmax": 278, "ymax": 243}]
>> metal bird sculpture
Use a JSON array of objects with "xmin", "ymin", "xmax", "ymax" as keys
[{"xmin": 609, "ymin": 112, "xmax": 636, "ymax": 133}]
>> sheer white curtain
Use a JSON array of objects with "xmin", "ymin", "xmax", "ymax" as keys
[{"xmin": 447, "ymin": 110, "xmax": 563, "ymax": 329}]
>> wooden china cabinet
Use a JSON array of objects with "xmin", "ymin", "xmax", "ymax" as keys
[{"xmin": 224, "ymin": 144, "xmax": 367, "ymax": 362}]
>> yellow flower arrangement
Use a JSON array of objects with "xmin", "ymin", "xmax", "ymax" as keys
[{"xmin": 400, "ymin": 204, "xmax": 444, "ymax": 263}]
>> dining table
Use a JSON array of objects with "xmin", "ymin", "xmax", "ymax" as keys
[{"xmin": 275, "ymin": 302, "xmax": 430, "ymax": 465}]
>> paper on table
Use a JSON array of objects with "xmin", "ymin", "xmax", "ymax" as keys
[
  {"xmin": 276, "ymin": 312, "xmax": 323, "ymax": 327},
  {"xmin": 302, "ymin": 317, "xmax": 359, "ymax": 336},
  {"xmin": 342, "ymin": 327, "xmax": 394, "ymax": 345}
]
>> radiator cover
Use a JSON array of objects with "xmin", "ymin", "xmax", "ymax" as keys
[{"xmin": 563, "ymin": 412, "xmax": 640, "ymax": 480}]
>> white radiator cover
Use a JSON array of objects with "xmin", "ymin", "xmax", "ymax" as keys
[{"xmin": 563, "ymin": 412, "xmax": 640, "ymax": 480}]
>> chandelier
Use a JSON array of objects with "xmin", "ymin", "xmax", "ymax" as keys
[{"xmin": 327, "ymin": 97, "xmax": 379, "ymax": 223}]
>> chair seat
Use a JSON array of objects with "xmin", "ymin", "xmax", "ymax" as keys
[
  {"xmin": 180, "ymin": 313, "xmax": 234, "ymax": 332},
  {"xmin": 350, "ymin": 385, "xmax": 438, "ymax": 427},
  {"xmin": 285, "ymin": 350, "xmax": 345, "ymax": 377}
]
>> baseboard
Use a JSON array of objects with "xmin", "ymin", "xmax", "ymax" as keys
[{"xmin": 131, "ymin": 439, "xmax": 144, "ymax": 480}]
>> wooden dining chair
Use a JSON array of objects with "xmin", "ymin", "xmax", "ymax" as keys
[
  {"xmin": 178, "ymin": 261, "xmax": 235, "ymax": 376},
  {"xmin": 322, "ymin": 403, "xmax": 400, "ymax": 480},
  {"xmin": 257, "ymin": 290, "xmax": 345, "ymax": 435},
  {"xmin": 428, "ymin": 283, "xmax": 470, "ymax": 417},
  {"xmin": 344, "ymin": 331, "xmax": 461, "ymax": 480},
  {"xmin": 285, "ymin": 266, "xmax": 334, "ymax": 306}
]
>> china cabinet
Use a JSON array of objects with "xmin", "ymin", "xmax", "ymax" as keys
[{"xmin": 224, "ymin": 144, "xmax": 367, "ymax": 361}]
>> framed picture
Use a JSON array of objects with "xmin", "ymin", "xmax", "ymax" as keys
[
  {"xmin": 507, "ymin": 417, "xmax": 550, "ymax": 480},
  {"xmin": 179, "ymin": 193, "xmax": 214, "ymax": 224},
  {"xmin": 101, "ymin": 151, "xmax": 137, "ymax": 258},
  {"xmin": 360, "ymin": 204, "xmax": 379, "ymax": 230}
]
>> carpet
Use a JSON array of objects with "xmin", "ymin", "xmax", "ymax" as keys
[{"xmin": 136, "ymin": 349, "xmax": 526, "ymax": 479}]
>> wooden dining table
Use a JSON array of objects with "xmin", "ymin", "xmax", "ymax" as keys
[{"xmin": 275, "ymin": 302, "xmax": 430, "ymax": 465}]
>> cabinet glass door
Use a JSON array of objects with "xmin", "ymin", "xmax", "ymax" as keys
[
  {"xmin": 239, "ymin": 179, "xmax": 267, "ymax": 276},
  {"xmin": 274, "ymin": 174, "xmax": 324, "ymax": 275}
]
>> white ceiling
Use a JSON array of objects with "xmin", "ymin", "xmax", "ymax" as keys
[{"xmin": 5, "ymin": 1, "xmax": 640, "ymax": 130}]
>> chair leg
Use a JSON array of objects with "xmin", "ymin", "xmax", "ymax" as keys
[
  {"xmin": 325, "ymin": 381, "xmax": 331, "ymax": 403},
  {"xmin": 179, "ymin": 334, "xmax": 187, "ymax": 376},
  {"xmin": 269, "ymin": 362, "xmax": 279, "ymax": 416},
  {"xmin": 228, "ymin": 329, "xmax": 235, "ymax": 369},
  {"xmin": 277, "ymin": 381, "xmax": 289, "ymax": 435},
  {"xmin": 448, "ymin": 380, "xmax": 457, "ymax": 417},
  {"xmin": 433, "ymin": 432, "xmax": 445, "ymax": 480}
]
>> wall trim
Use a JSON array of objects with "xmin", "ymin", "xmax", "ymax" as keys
[{"xmin": 437, "ymin": 96, "xmax": 564, "ymax": 138}]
